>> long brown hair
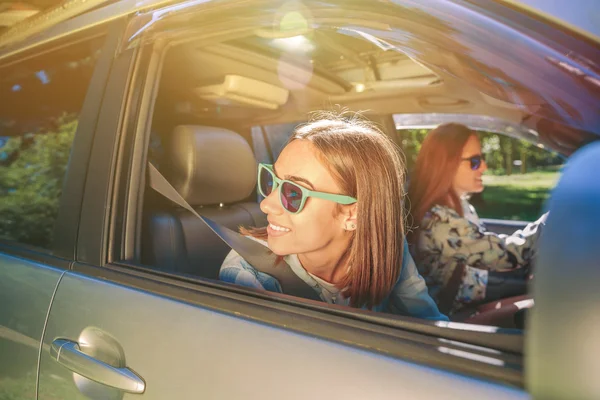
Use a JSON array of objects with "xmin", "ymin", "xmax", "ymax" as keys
[
  {"xmin": 243, "ymin": 112, "xmax": 406, "ymax": 309},
  {"xmin": 407, "ymin": 123, "xmax": 475, "ymax": 243}
]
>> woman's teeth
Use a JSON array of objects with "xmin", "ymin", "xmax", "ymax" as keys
[{"xmin": 269, "ymin": 223, "xmax": 290, "ymax": 232}]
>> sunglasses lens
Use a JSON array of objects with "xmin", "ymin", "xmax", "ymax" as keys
[
  {"xmin": 259, "ymin": 167, "xmax": 274, "ymax": 196},
  {"xmin": 281, "ymin": 182, "xmax": 303, "ymax": 213},
  {"xmin": 470, "ymin": 155, "xmax": 485, "ymax": 171}
]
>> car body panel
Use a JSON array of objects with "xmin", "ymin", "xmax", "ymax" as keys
[
  {"xmin": 0, "ymin": 18, "xmax": 118, "ymax": 400},
  {"xmin": 526, "ymin": 141, "xmax": 600, "ymax": 400},
  {"xmin": 39, "ymin": 271, "xmax": 530, "ymax": 400},
  {"xmin": 0, "ymin": 0, "xmax": 113, "ymax": 49},
  {"xmin": 0, "ymin": 256, "xmax": 64, "ymax": 399}
]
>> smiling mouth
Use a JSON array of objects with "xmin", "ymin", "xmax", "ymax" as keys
[{"xmin": 268, "ymin": 223, "xmax": 290, "ymax": 232}]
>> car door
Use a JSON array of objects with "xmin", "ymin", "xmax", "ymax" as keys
[
  {"xmin": 35, "ymin": 1, "xmax": 536, "ymax": 399},
  {"xmin": 0, "ymin": 20, "xmax": 114, "ymax": 400}
]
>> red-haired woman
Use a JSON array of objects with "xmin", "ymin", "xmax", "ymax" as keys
[{"xmin": 407, "ymin": 123, "xmax": 547, "ymax": 316}]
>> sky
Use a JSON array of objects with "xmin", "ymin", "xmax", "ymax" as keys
[{"xmin": 514, "ymin": 0, "xmax": 600, "ymax": 39}]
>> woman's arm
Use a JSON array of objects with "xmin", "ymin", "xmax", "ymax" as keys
[
  {"xmin": 419, "ymin": 206, "xmax": 548, "ymax": 272},
  {"xmin": 219, "ymin": 249, "xmax": 283, "ymax": 293}
]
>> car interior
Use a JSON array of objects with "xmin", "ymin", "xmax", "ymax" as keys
[{"xmin": 136, "ymin": 22, "xmax": 594, "ymax": 327}]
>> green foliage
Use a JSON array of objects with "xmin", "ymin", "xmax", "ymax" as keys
[
  {"xmin": 399, "ymin": 128, "xmax": 563, "ymax": 221},
  {"xmin": 477, "ymin": 170, "xmax": 559, "ymax": 221},
  {"xmin": 0, "ymin": 119, "xmax": 77, "ymax": 249},
  {"xmin": 399, "ymin": 128, "xmax": 563, "ymax": 175},
  {"xmin": 399, "ymin": 128, "xmax": 429, "ymax": 171},
  {"xmin": 478, "ymin": 132, "xmax": 562, "ymax": 174}
]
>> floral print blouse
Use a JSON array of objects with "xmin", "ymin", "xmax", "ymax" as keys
[{"xmin": 412, "ymin": 199, "xmax": 547, "ymax": 314}]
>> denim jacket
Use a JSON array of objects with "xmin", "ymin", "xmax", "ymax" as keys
[{"xmin": 219, "ymin": 238, "xmax": 448, "ymax": 321}]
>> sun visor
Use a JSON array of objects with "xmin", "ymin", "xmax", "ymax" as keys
[{"xmin": 194, "ymin": 75, "xmax": 289, "ymax": 110}]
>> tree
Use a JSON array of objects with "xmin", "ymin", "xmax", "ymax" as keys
[
  {"xmin": 0, "ymin": 117, "xmax": 76, "ymax": 248},
  {"xmin": 399, "ymin": 128, "xmax": 428, "ymax": 172},
  {"xmin": 401, "ymin": 128, "xmax": 562, "ymax": 176},
  {"xmin": 500, "ymin": 136, "xmax": 513, "ymax": 175}
]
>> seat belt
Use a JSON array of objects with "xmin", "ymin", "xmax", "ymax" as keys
[
  {"xmin": 147, "ymin": 163, "xmax": 322, "ymax": 302},
  {"xmin": 437, "ymin": 262, "xmax": 465, "ymax": 316}
]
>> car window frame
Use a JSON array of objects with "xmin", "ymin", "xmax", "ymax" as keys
[
  {"xmin": 128, "ymin": 0, "xmax": 530, "ymax": 353},
  {"xmin": 65, "ymin": 3, "xmax": 532, "ymax": 390},
  {"xmin": 0, "ymin": 23, "xmax": 116, "ymax": 264}
]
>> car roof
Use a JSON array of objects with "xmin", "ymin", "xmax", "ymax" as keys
[
  {"xmin": 1, "ymin": 0, "xmax": 598, "ymax": 156},
  {"xmin": 0, "ymin": 0, "xmax": 118, "ymax": 47},
  {"xmin": 2, "ymin": 0, "xmax": 599, "ymax": 52}
]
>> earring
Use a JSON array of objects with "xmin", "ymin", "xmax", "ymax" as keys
[{"xmin": 349, "ymin": 223, "xmax": 356, "ymax": 230}]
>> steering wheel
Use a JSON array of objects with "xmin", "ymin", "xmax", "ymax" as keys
[
  {"xmin": 452, "ymin": 267, "xmax": 534, "ymax": 328},
  {"xmin": 484, "ymin": 267, "xmax": 530, "ymax": 302},
  {"xmin": 459, "ymin": 295, "xmax": 533, "ymax": 329}
]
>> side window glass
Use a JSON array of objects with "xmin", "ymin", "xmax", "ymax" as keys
[
  {"xmin": 251, "ymin": 122, "xmax": 300, "ymax": 164},
  {"xmin": 399, "ymin": 126, "xmax": 562, "ymax": 222},
  {"xmin": 0, "ymin": 37, "xmax": 104, "ymax": 249},
  {"xmin": 475, "ymin": 133, "xmax": 562, "ymax": 221},
  {"xmin": 250, "ymin": 127, "xmax": 272, "ymax": 164},
  {"xmin": 140, "ymin": 21, "xmax": 443, "ymax": 283}
]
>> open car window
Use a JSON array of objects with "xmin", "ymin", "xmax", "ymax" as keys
[
  {"xmin": 133, "ymin": 8, "xmax": 534, "ymax": 330},
  {"xmin": 112, "ymin": 1, "xmax": 597, "ymax": 370}
]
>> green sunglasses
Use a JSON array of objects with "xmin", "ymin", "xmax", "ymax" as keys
[{"xmin": 258, "ymin": 163, "xmax": 357, "ymax": 214}]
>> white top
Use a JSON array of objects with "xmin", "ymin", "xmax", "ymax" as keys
[{"xmin": 461, "ymin": 197, "xmax": 482, "ymax": 228}]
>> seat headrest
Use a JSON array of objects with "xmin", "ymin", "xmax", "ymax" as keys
[{"xmin": 163, "ymin": 125, "xmax": 257, "ymax": 206}]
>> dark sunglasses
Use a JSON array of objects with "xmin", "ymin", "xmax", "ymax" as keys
[
  {"xmin": 258, "ymin": 163, "xmax": 357, "ymax": 214},
  {"xmin": 462, "ymin": 154, "xmax": 486, "ymax": 171}
]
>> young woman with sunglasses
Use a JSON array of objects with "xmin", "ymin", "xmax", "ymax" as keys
[
  {"xmin": 407, "ymin": 123, "xmax": 547, "ymax": 315},
  {"xmin": 219, "ymin": 115, "xmax": 447, "ymax": 321}
]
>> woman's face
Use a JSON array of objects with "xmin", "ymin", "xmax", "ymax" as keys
[
  {"xmin": 452, "ymin": 135, "xmax": 488, "ymax": 196},
  {"xmin": 260, "ymin": 139, "xmax": 355, "ymax": 257}
]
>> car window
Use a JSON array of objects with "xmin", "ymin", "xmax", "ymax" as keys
[
  {"xmin": 138, "ymin": 24, "xmax": 424, "ymax": 281},
  {"xmin": 251, "ymin": 122, "xmax": 301, "ymax": 164},
  {"xmin": 0, "ymin": 36, "xmax": 105, "ymax": 249},
  {"xmin": 396, "ymin": 113, "xmax": 563, "ymax": 222},
  {"xmin": 474, "ymin": 133, "xmax": 562, "ymax": 222},
  {"xmin": 118, "ymin": 0, "xmax": 590, "ymax": 335}
]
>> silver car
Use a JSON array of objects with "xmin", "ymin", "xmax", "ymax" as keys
[{"xmin": 1, "ymin": 0, "xmax": 598, "ymax": 399}]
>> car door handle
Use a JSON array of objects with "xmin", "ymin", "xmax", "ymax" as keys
[{"xmin": 50, "ymin": 339, "xmax": 145, "ymax": 394}]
